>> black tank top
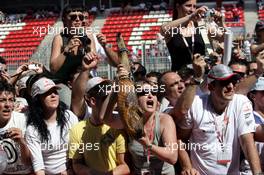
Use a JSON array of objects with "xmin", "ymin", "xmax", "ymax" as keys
[
  {"xmin": 166, "ymin": 27, "xmax": 205, "ymax": 71},
  {"xmin": 52, "ymin": 32, "xmax": 82, "ymax": 84}
]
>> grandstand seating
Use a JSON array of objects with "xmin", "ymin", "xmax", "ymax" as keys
[
  {"xmin": 0, "ymin": 15, "xmax": 58, "ymax": 66},
  {"xmin": 101, "ymin": 10, "xmax": 173, "ymax": 52},
  {"xmin": 101, "ymin": 7, "xmax": 245, "ymax": 53},
  {"xmin": 256, "ymin": 0, "xmax": 264, "ymax": 20}
]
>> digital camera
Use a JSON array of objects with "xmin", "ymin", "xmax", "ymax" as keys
[
  {"xmin": 0, "ymin": 131, "xmax": 9, "ymax": 140},
  {"xmin": 76, "ymin": 28, "xmax": 91, "ymax": 57},
  {"xmin": 28, "ymin": 64, "xmax": 39, "ymax": 70},
  {"xmin": 203, "ymin": 9, "xmax": 216, "ymax": 19}
]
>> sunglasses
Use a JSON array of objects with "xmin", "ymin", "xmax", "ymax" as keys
[
  {"xmin": 233, "ymin": 71, "xmax": 246, "ymax": 78},
  {"xmin": 137, "ymin": 89, "xmax": 158, "ymax": 97},
  {"xmin": 215, "ymin": 77, "xmax": 239, "ymax": 87},
  {"xmin": 69, "ymin": 14, "xmax": 84, "ymax": 21}
]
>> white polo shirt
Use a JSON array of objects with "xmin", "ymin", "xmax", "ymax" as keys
[{"xmin": 179, "ymin": 94, "xmax": 255, "ymax": 175}]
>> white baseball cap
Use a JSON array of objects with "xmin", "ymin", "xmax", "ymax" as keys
[
  {"xmin": 31, "ymin": 77, "xmax": 60, "ymax": 97},
  {"xmin": 86, "ymin": 77, "xmax": 111, "ymax": 95}
]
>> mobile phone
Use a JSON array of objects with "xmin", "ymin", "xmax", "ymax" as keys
[{"xmin": 28, "ymin": 64, "xmax": 38, "ymax": 70}]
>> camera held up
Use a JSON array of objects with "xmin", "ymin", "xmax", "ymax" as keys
[{"xmin": 75, "ymin": 28, "xmax": 91, "ymax": 57}]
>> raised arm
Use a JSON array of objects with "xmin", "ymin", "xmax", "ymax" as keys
[
  {"xmin": 99, "ymin": 64, "xmax": 129, "ymax": 129},
  {"xmin": 70, "ymin": 52, "xmax": 98, "ymax": 118},
  {"xmin": 97, "ymin": 33, "xmax": 120, "ymax": 67},
  {"xmin": 160, "ymin": 6, "xmax": 208, "ymax": 42},
  {"xmin": 172, "ymin": 54, "xmax": 206, "ymax": 121},
  {"xmin": 236, "ymin": 50, "xmax": 264, "ymax": 95},
  {"xmin": 207, "ymin": 10, "xmax": 227, "ymax": 42}
]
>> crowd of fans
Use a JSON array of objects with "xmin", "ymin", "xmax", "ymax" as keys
[{"xmin": 3, "ymin": 0, "xmax": 264, "ymax": 175}]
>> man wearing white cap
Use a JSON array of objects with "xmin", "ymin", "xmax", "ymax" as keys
[
  {"xmin": 69, "ymin": 76, "xmax": 129, "ymax": 174},
  {"xmin": 69, "ymin": 54, "xmax": 129, "ymax": 174},
  {"xmin": 176, "ymin": 64, "xmax": 263, "ymax": 174}
]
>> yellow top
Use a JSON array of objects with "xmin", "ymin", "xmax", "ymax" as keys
[{"xmin": 68, "ymin": 119, "xmax": 126, "ymax": 172}]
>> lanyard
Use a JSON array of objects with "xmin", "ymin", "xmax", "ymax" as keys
[
  {"xmin": 144, "ymin": 116, "xmax": 155, "ymax": 166},
  {"xmin": 212, "ymin": 108, "xmax": 229, "ymax": 144},
  {"xmin": 180, "ymin": 22, "xmax": 195, "ymax": 57}
]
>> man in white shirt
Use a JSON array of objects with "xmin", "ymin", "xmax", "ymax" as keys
[
  {"xmin": 177, "ymin": 64, "xmax": 263, "ymax": 175},
  {"xmin": 0, "ymin": 81, "xmax": 32, "ymax": 174}
]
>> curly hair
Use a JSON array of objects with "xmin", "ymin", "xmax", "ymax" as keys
[{"xmin": 26, "ymin": 96, "xmax": 69, "ymax": 143}]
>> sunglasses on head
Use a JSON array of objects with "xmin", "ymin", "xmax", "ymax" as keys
[
  {"xmin": 69, "ymin": 14, "xmax": 84, "ymax": 21},
  {"xmin": 137, "ymin": 88, "xmax": 158, "ymax": 97}
]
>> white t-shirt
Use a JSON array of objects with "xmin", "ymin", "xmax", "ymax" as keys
[
  {"xmin": 25, "ymin": 110, "xmax": 78, "ymax": 174},
  {"xmin": 240, "ymin": 111, "xmax": 264, "ymax": 175},
  {"xmin": 179, "ymin": 94, "xmax": 255, "ymax": 175},
  {"xmin": 0, "ymin": 112, "xmax": 32, "ymax": 174}
]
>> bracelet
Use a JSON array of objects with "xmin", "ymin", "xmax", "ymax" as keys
[{"xmin": 146, "ymin": 143, "xmax": 152, "ymax": 150}]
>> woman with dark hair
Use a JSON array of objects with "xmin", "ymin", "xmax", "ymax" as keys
[
  {"xmin": 25, "ymin": 77, "xmax": 78, "ymax": 175},
  {"xmin": 50, "ymin": 5, "xmax": 119, "ymax": 84},
  {"xmin": 160, "ymin": 0, "xmax": 223, "ymax": 71}
]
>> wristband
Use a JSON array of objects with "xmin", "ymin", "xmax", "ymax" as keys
[
  {"xmin": 146, "ymin": 143, "xmax": 152, "ymax": 150},
  {"xmin": 192, "ymin": 77, "xmax": 204, "ymax": 85}
]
